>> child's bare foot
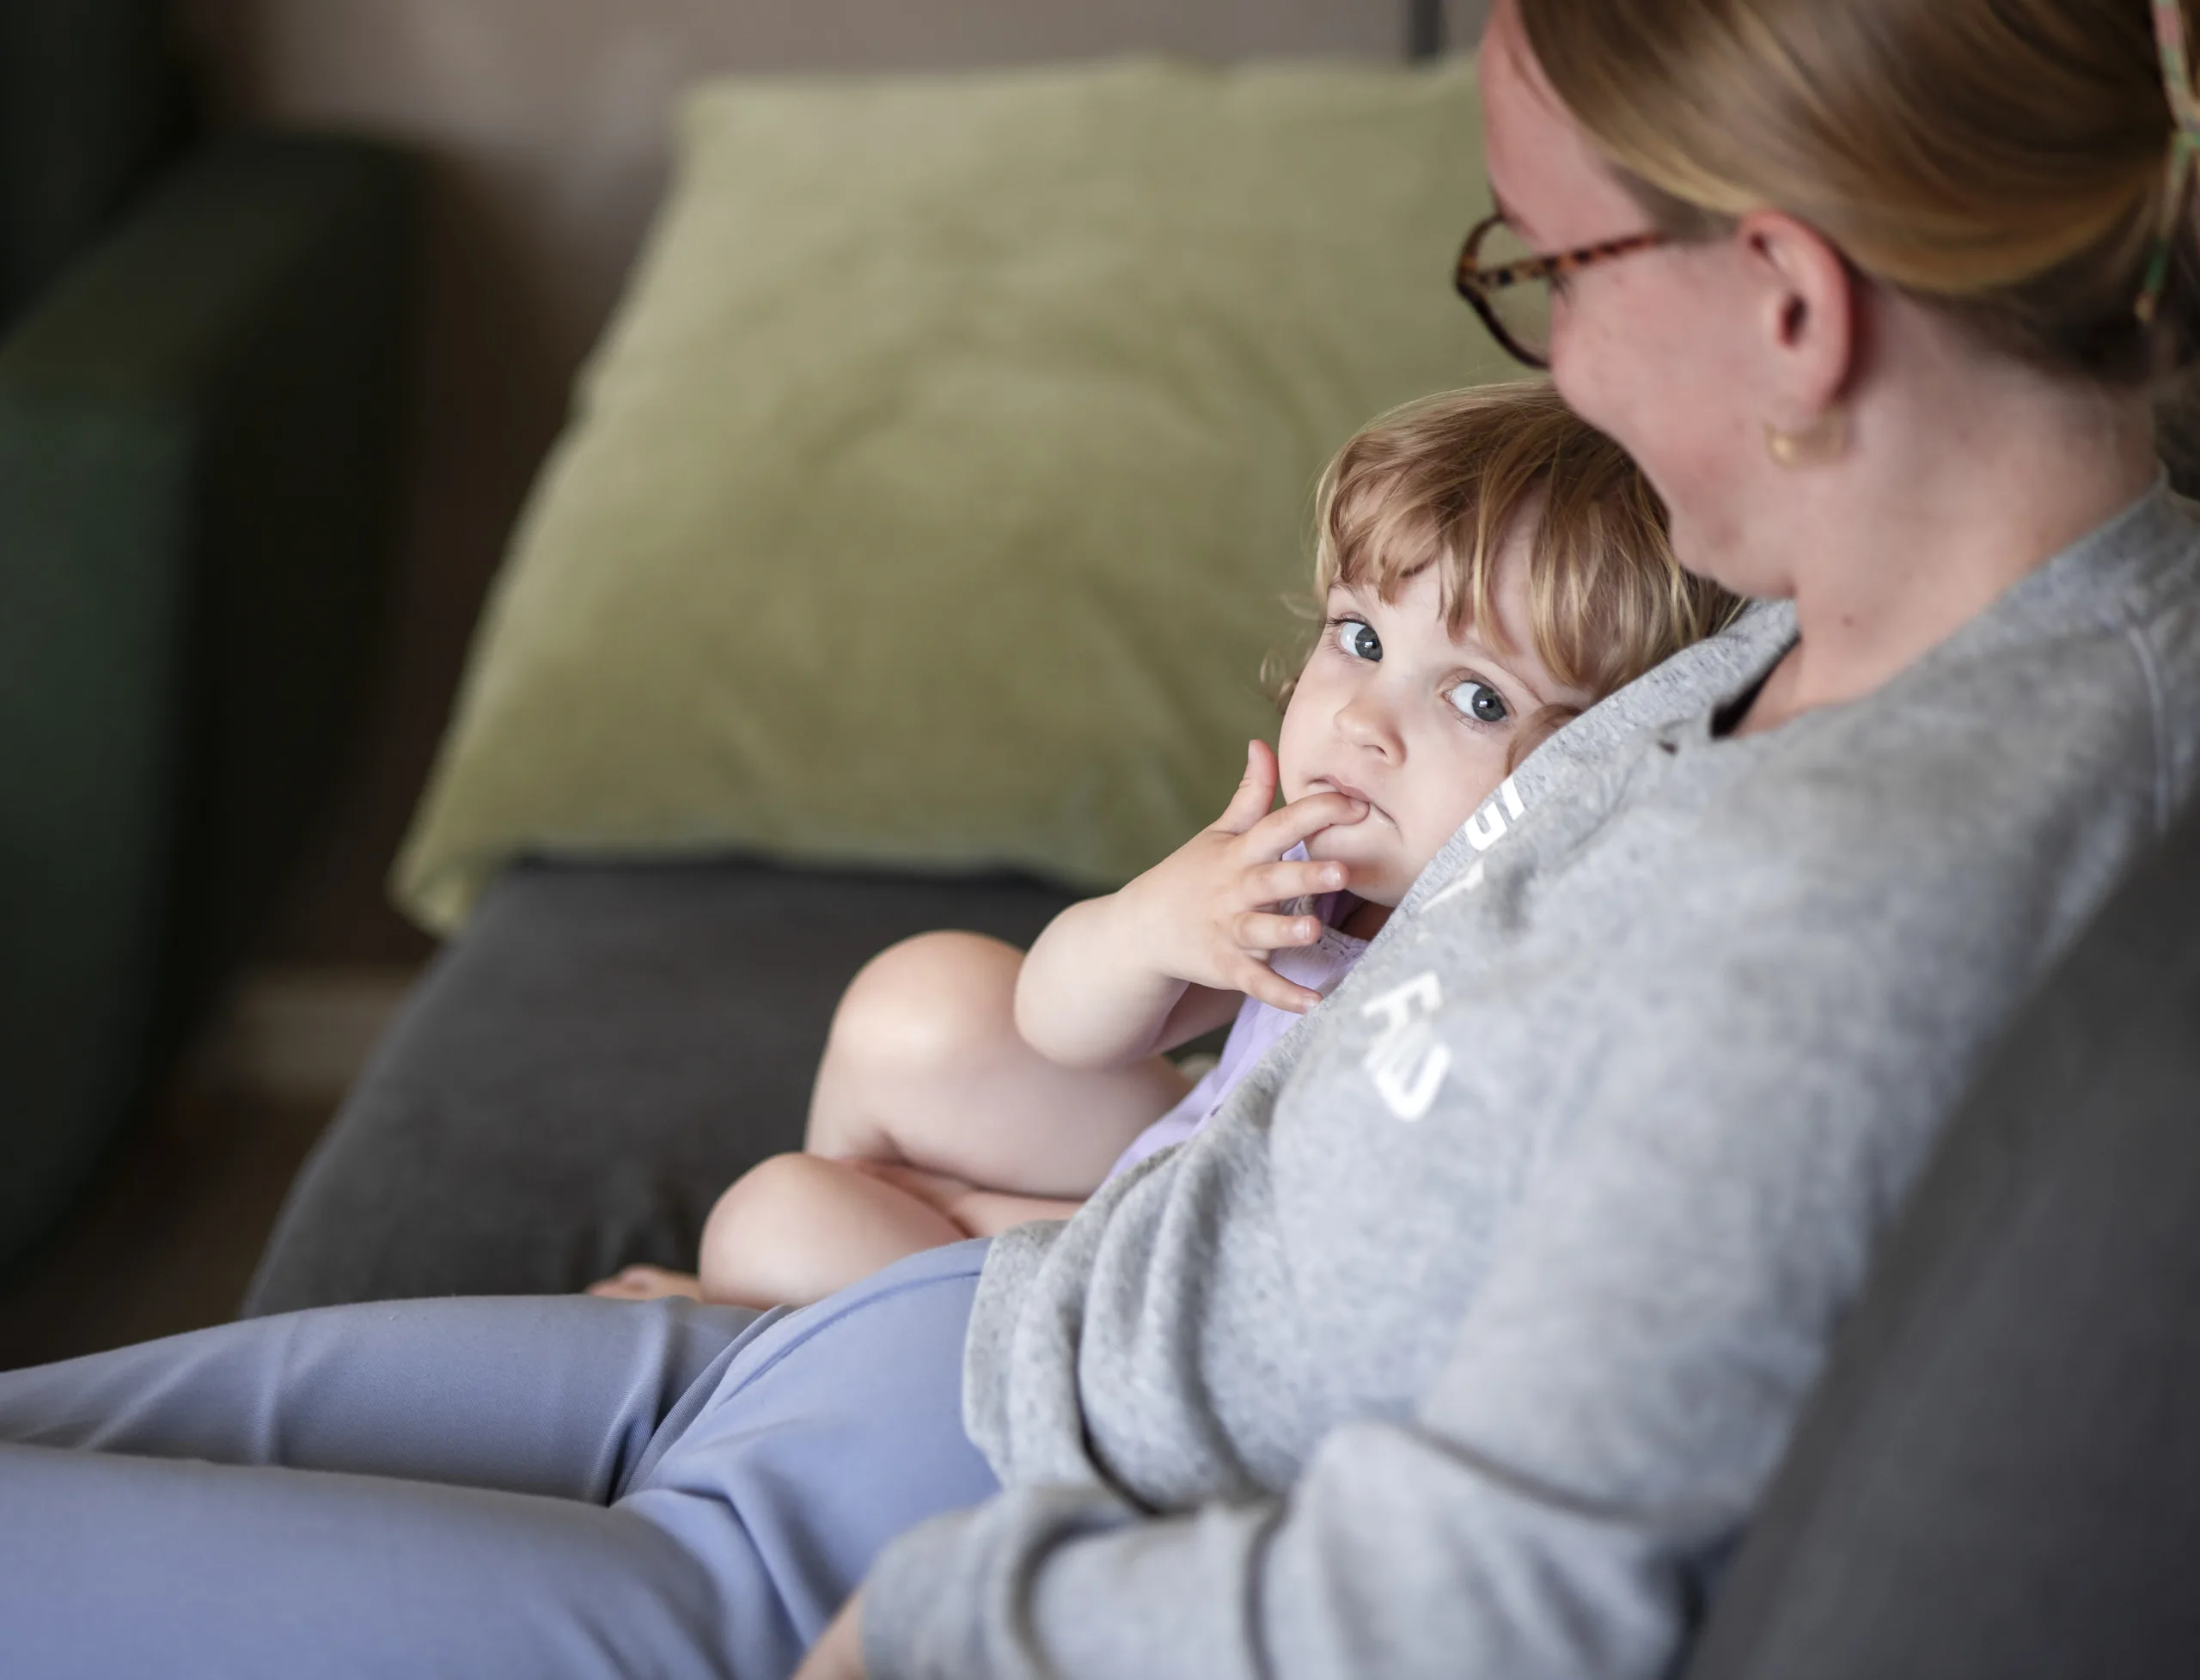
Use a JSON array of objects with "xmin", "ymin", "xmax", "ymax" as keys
[{"xmin": 588, "ymin": 1265, "xmax": 706, "ymax": 1302}]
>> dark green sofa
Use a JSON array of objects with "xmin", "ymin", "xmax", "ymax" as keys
[{"xmin": 0, "ymin": 0, "xmax": 419, "ymax": 1274}]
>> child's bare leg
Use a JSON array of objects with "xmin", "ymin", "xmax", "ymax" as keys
[
  {"xmin": 607, "ymin": 1158, "xmax": 1086, "ymax": 1309},
  {"xmin": 696, "ymin": 1153, "xmax": 970, "ymax": 1309},
  {"xmin": 593, "ymin": 930, "xmax": 1191, "ymax": 1304},
  {"xmin": 807, "ymin": 931, "xmax": 1193, "ymax": 1196}
]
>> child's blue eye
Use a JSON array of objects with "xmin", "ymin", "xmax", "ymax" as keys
[
  {"xmin": 1450, "ymin": 680, "xmax": 1510, "ymax": 726},
  {"xmin": 1338, "ymin": 620, "xmax": 1382, "ymax": 662}
]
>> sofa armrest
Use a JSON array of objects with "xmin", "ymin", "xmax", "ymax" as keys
[{"xmin": 0, "ymin": 133, "xmax": 419, "ymax": 1271}]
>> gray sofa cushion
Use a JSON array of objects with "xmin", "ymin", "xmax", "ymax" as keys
[{"xmin": 244, "ymin": 858, "xmax": 1074, "ymax": 1314}]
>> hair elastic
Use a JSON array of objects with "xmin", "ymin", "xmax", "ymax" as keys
[{"xmin": 2141, "ymin": 0, "xmax": 2200, "ymax": 323}]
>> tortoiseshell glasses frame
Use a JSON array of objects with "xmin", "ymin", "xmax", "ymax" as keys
[{"xmin": 1453, "ymin": 211, "xmax": 1668, "ymax": 370}]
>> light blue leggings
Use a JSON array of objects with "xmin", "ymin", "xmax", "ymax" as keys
[{"xmin": 0, "ymin": 1240, "xmax": 997, "ymax": 1679}]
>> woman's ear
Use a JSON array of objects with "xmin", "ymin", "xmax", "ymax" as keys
[{"xmin": 1735, "ymin": 207, "xmax": 1858, "ymax": 425}]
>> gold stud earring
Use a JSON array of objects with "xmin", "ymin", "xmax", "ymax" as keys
[{"xmin": 1764, "ymin": 406, "xmax": 1848, "ymax": 467}]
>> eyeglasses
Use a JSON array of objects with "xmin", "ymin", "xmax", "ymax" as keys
[{"xmin": 1453, "ymin": 211, "xmax": 1667, "ymax": 370}]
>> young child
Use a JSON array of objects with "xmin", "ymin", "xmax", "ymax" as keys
[{"xmin": 594, "ymin": 381, "xmax": 1739, "ymax": 1308}]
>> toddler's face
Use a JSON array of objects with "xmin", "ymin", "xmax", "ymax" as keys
[{"xmin": 1277, "ymin": 531, "xmax": 1589, "ymax": 907}]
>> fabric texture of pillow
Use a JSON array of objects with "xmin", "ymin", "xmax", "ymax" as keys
[{"xmin": 395, "ymin": 56, "xmax": 1505, "ymax": 932}]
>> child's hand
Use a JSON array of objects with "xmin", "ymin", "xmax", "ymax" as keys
[{"xmin": 1115, "ymin": 740, "xmax": 1366, "ymax": 1014}]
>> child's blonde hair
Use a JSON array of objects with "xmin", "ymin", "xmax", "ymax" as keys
[{"xmin": 1301, "ymin": 380, "xmax": 1740, "ymax": 758}]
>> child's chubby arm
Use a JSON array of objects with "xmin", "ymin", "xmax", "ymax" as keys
[{"xmin": 1015, "ymin": 740, "xmax": 1366, "ymax": 1070}]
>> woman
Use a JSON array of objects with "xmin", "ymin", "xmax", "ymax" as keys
[{"xmin": 6, "ymin": 3, "xmax": 2198, "ymax": 1677}]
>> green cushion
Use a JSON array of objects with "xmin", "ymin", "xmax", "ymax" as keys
[{"xmin": 395, "ymin": 56, "xmax": 1505, "ymax": 934}]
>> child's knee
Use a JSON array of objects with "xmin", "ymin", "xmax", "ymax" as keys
[
  {"xmin": 700, "ymin": 1154, "xmax": 837, "ymax": 1291},
  {"xmin": 699, "ymin": 1152, "xmax": 957, "ymax": 1308},
  {"xmin": 825, "ymin": 931, "xmax": 1022, "ymax": 1079},
  {"xmin": 707, "ymin": 1154, "xmax": 821, "ymax": 1243}
]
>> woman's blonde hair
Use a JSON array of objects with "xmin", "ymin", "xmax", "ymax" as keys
[
  {"xmin": 1293, "ymin": 380, "xmax": 1740, "ymax": 758},
  {"xmin": 1517, "ymin": 0, "xmax": 2200, "ymax": 382}
]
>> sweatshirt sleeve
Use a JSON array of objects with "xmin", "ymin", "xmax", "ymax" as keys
[{"xmin": 864, "ymin": 1428, "xmax": 1704, "ymax": 1680}]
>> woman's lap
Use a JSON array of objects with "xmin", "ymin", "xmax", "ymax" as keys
[{"xmin": 0, "ymin": 1240, "xmax": 998, "ymax": 1679}]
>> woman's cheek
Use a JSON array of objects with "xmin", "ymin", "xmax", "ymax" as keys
[{"xmin": 1546, "ymin": 325, "xmax": 1617, "ymax": 441}]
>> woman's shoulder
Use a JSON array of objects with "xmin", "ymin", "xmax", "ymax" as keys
[
  {"xmin": 1657, "ymin": 553, "xmax": 2193, "ymax": 983},
  {"xmin": 1775, "ymin": 496, "xmax": 2200, "ymax": 843}
]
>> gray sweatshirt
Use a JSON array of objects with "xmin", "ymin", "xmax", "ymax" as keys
[{"xmin": 866, "ymin": 482, "xmax": 2200, "ymax": 1680}]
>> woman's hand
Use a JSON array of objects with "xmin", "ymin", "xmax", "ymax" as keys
[
  {"xmin": 793, "ymin": 1591, "xmax": 868, "ymax": 1680},
  {"xmin": 1112, "ymin": 740, "xmax": 1365, "ymax": 1014}
]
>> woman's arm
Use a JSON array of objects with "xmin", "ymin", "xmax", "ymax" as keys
[{"xmin": 1013, "ymin": 742, "xmax": 1365, "ymax": 1068}]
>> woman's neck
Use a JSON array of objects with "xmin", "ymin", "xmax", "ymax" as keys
[{"xmin": 1737, "ymin": 314, "xmax": 2160, "ymax": 736}]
